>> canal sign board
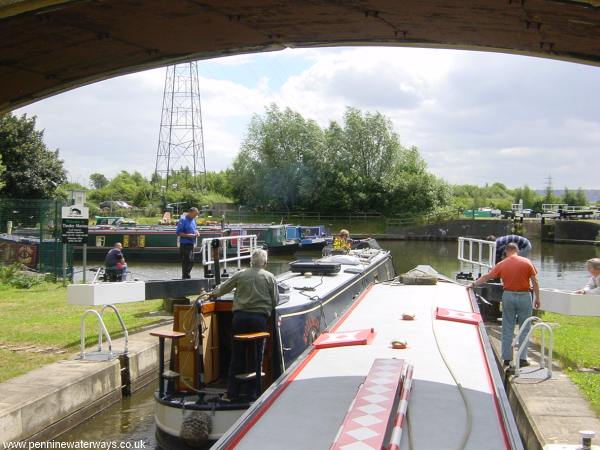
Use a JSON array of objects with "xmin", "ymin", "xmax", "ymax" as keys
[{"xmin": 61, "ymin": 206, "xmax": 89, "ymax": 244}]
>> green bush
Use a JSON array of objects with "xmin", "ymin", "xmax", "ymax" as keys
[
  {"xmin": 0, "ymin": 263, "xmax": 19, "ymax": 283},
  {"xmin": 0, "ymin": 263, "xmax": 45, "ymax": 289}
]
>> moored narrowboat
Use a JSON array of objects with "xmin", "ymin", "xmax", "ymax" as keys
[
  {"xmin": 285, "ymin": 224, "xmax": 329, "ymax": 251},
  {"xmin": 228, "ymin": 224, "xmax": 298, "ymax": 255},
  {"xmin": 78, "ymin": 225, "xmax": 223, "ymax": 261}
]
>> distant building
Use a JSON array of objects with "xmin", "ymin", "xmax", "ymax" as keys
[{"xmin": 68, "ymin": 189, "xmax": 87, "ymax": 206}]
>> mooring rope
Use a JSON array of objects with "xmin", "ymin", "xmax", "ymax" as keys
[{"xmin": 430, "ymin": 303, "xmax": 473, "ymax": 450}]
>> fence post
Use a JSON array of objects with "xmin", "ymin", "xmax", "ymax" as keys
[
  {"xmin": 62, "ymin": 243, "xmax": 67, "ymax": 287},
  {"xmin": 39, "ymin": 202, "xmax": 44, "ymax": 273}
]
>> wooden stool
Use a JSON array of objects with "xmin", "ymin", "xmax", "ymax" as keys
[
  {"xmin": 233, "ymin": 331, "xmax": 270, "ymax": 398},
  {"xmin": 151, "ymin": 330, "xmax": 186, "ymax": 398}
]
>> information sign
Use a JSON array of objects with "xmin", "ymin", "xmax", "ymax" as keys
[{"xmin": 61, "ymin": 206, "xmax": 89, "ymax": 244}]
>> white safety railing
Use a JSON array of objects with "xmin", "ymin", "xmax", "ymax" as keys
[
  {"xmin": 202, "ymin": 234, "xmax": 259, "ymax": 270},
  {"xmin": 542, "ymin": 203, "xmax": 568, "ymax": 212},
  {"xmin": 80, "ymin": 304, "xmax": 129, "ymax": 360},
  {"xmin": 80, "ymin": 309, "xmax": 113, "ymax": 360},
  {"xmin": 513, "ymin": 316, "xmax": 553, "ymax": 379},
  {"xmin": 458, "ymin": 237, "xmax": 497, "ymax": 271}
]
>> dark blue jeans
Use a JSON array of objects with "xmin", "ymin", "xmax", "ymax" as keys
[
  {"xmin": 228, "ymin": 311, "xmax": 268, "ymax": 398},
  {"xmin": 179, "ymin": 244, "xmax": 194, "ymax": 279}
]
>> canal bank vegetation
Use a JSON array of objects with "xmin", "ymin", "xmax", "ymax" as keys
[
  {"xmin": 0, "ymin": 263, "xmax": 49, "ymax": 289},
  {"xmin": 452, "ymin": 182, "xmax": 593, "ymax": 213},
  {"xmin": 0, "ymin": 283, "xmax": 167, "ymax": 382},
  {"xmin": 229, "ymin": 105, "xmax": 452, "ymax": 215},
  {"xmin": 538, "ymin": 312, "xmax": 600, "ymax": 415},
  {"xmin": 60, "ymin": 105, "xmax": 454, "ymax": 221},
  {"xmin": 0, "ymin": 114, "xmax": 67, "ymax": 199},
  {"xmin": 3, "ymin": 110, "xmax": 597, "ymax": 228}
]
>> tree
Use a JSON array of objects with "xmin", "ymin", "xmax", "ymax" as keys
[
  {"xmin": 562, "ymin": 187, "xmax": 577, "ymax": 206},
  {"xmin": 0, "ymin": 154, "xmax": 5, "ymax": 191},
  {"xmin": 89, "ymin": 172, "xmax": 109, "ymax": 189},
  {"xmin": 87, "ymin": 170, "xmax": 154, "ymax": 207},
  {"xmin": 513, "ymin": 184, "xmax": 539, "ymax": 209},
  {"xmin": 230, "ymin": 104, "xmax": 451, "ymax": 216},
  {"xmin": 574, "ymin": 188, "xmax": 588, "ymax": 206},
  {"xmin": 0, "ymin": 113, "xmax": 66, "ymax": 198},
  {"xmin": 561, "ymin": 187, "xmax": 587, "ymax": 206},
  {"xmin": 231, "ymin": 104, "xmax": 325, "ymax": 211},
  {"xmin": 55, "ymin": 181, "xmax": 87, "ymax": 201}
]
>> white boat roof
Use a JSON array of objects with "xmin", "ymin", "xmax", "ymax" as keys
[
  {"xmin": 276, "ymin": 250, "xmax": 391, "ymax": 312},
  {"xmin": 219, "ymin": 279, "xmax": 519, "ymax": 450},
  {"xmin": 217, "ymin": 249, "xmax": 392, "ymax": 312}
]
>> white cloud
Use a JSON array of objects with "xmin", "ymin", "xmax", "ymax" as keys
[{"xmin": 15, "ymin": 46, "xmax": 600, "ymax": 189}]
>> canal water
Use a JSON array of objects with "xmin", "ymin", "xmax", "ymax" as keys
[{"xmin": 63, "ymin": 239, "xmax": 599, "ymax": 446}]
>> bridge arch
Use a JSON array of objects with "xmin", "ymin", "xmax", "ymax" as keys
[{"xmin": 1, "ymin": 0, "xmax": 599, "ymax": 112}]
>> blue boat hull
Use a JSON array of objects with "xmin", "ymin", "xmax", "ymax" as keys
[{"xmin": 276, "ymin": 255, "xmax": 394, "ymax": 370}]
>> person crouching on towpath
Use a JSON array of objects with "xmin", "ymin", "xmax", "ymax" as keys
[
  {"xmin": 575, "ymin": 258, "xmax": 600, "ymax": 295},
  {"xmin": 105, "ymin": 242, "xmax": 127, "ymax": 280},
  {"xmin": 471, "ymin": 242, "xmax": 540, "ymax": 367}
]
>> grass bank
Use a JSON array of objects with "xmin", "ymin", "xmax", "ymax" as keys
[
  {"xmin": 539, "ymin": 311, "xmax": 600, "ymax": 415},
  {"xmin": 0, "ymin": 283, "xmax": 166, "ymax": 383}
]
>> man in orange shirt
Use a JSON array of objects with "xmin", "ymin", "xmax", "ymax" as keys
[{"xmin": 471, "ymin": 242, "xmax": 541, "ymax": 367}]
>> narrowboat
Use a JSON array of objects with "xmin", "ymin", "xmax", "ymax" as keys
[
  {"xmin": 153, "ymin": 240, "xmax": 394, "ymax": 449},
  {"xmin": 0, "ymin": 233, "xmax": 71, "ymax": 276},
  {"xmin": 285, "ymin": 224, "xmax": 329, "ymax": 251},
  {"xmin": 214, "ymin": 267, "xmax": 523, "ymax": 450},
  {"xmin": 228, "ymin": 224, "xmax": 298, "ymax": 255},
  {"xmin": 78, "ymin": 225, "xmax": 223, "ymax": 261}
]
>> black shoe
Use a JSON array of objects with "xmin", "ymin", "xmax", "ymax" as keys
[
  {"xmin": 503, "ymin": 360, "xmax": 511, "ymax": 367},
  {"xmin": 519, "ymin": 359, "xmax": 530, "ymax": 367}
]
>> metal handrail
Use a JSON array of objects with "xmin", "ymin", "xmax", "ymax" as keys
[
  {"xmin": 80, "ymin": 309, "xmax": 112, "ymax": 359},
  {"xmin": 542, "ymin": 203, "xmax": 568, "ymax": 212},
  {"xmin": 90, "ymin": 266, "xmax": 130, "ymax": 284},
  {"xmin": 201, "ymin": 234, "xmax": 258, "ymax": 270},
  {"xmin": 91, "ymin": 267, "xmax": 103, "ymax": 283},
  {"xmin": 99, "ymin": 304, "xmax": 128, "ymax": 354},
  {"xmin": 457, "ymin": 237, "xmax": 497, "ymax": 271},
  {"xmin": 513, "ymin": 316, "xmax": 553, "ymax": 378}
]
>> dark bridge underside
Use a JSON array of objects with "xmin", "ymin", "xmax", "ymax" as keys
[{"xmin": 1, "ymin": 0, "xmax": 599, "ymax": 113}]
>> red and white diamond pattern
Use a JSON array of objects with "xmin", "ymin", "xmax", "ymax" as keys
[{"xmin": 331, "ymin": 359, "xmax": 404, "ymax": 450}]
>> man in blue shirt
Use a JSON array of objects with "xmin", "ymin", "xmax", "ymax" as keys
[
  {"xmin": 176, "ymin": 207, "xmax": 199, "ymax": 279},
  {"xmin": 488, "ymin": 234, "xmax": 532, "ymax": 263}
]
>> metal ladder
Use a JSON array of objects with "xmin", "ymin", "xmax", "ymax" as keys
[
  {"xmin": 80, "ymin": 304, "xmax": 129, "ymax": 361},
  {"xmin": 512, "ymin": 316, "xmax": 553, "ymax": 379}
]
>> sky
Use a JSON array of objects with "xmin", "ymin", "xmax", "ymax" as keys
[{"xmin": 15, "ymin": 46, "xmax": 600, "ymax": 189}]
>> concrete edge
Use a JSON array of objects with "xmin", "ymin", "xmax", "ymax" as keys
[
  {"xmin": 23, "ymin": 389, "xmax": 122, "ymax": 443},
  {"xmin": 0, "ymin": 321, "xmax": 174, "ymax": 443},
  {"xmin": 485, "ymin": 324, "xmax": 600, "ymax": 450}
]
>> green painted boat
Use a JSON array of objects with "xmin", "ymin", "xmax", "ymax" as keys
[
  {"xmin": 76, "ymin": 225, "xmax": 224, "ymax": 261},
  {"xmin": 228, "ymin": 224, "xmax": 299, "ymax": 255}
]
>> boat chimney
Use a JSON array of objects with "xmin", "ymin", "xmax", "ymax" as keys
[
  {"xmin": 581, "ymin": 430, "xmax": 596, "ymax": 450},
  {"xmin": 211, "ymin": 238, "xmax": 221, "ymax": 285}
]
